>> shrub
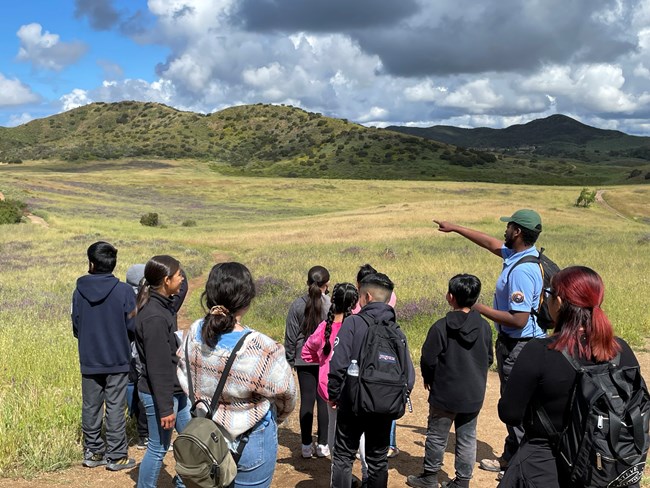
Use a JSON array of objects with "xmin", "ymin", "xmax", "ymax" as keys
[
  {"xmin": 181, "ymin": 219, "xmax": 197, "ymax": 227},
  {"xmin": 140, "ymin": 212, "xmax": 159, "ymax": 227},
  {"xmin": 575, "ymin": 188, "xmax": 596, "ymax": 208},
  {"xmin": 0, "ymin": 199, "xmax": 27, "ymax": 225}
]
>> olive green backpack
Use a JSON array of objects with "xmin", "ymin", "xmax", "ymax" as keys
[{"xmin": 174, "ymin": 331, "xmax": 251, "ymax": 488}]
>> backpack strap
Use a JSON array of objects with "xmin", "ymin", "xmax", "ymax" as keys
[{"xmin": 184, "ymin": 330, "xmax": 251, "ymax": 417}]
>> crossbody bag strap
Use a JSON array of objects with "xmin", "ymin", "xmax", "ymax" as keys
[{"xmin": 208, "ymin": 330, "xmax": 252, "ymax": 415}]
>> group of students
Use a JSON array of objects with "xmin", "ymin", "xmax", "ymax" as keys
[{"xmin": 72, "ymin": 204, "xmax": 646, "ymax": 488}]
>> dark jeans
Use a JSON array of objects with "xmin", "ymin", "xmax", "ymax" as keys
[
  {"xmin": 423, "ymin": 406, "xmax": 479, "ymax": 480},
  {"xmin": 296, "ymin": 365, "xmax": 328, "ymax": 445},
  {"xmin": 496, "ymin": 336, "xmax": 528, "ymax": 462},
  {"xmin": 331, "ymin": 409, "xmax": 392, "ymax": 488},
  {"xmin": 127, "ymin": 381, "xmax": 148, "ymax": 440},
  {"xmin": 81, "ymin": 372, "xmax": 129, "ymax": 461}
]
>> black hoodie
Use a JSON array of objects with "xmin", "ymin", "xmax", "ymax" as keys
[
  {"xmin": 328, "ymin": 301, "xmax": 416, "ymax": 410},
  {"xmin": 72, "ymin": 273, "xmax": 136, "ymax": 375},
  {"xmin": 421, "ymin": 310, "xmax": 493, "ymax": 413}
]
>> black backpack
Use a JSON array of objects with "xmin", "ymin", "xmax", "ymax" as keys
[
  {"xmin": 536, "ymin": 350, "xmax": 650, "ymax": 487},
  {"xmin": 354, "ymin": 314, "xmax": 411, "ymax": 419},
  {"xmin": 507, "ymin": 247, "xmax": 560, "ymax": 330}
]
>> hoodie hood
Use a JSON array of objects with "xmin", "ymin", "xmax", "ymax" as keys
[
  {"xmin": 76, "ymin": 274, "xmax": 120, "ymax": 305},
  {"xmin": 446, "ymin": 309, "xmax": 483, "ymax": 345}
]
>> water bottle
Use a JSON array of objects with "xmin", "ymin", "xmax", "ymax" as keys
[{"xmin": 347, "ymin": 359, "xmax": 359, "ymax": 377}]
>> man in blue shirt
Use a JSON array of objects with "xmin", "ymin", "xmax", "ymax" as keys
[{"xmin": 433, "ymin": 209, "xmax": 544, "ymax": 479}]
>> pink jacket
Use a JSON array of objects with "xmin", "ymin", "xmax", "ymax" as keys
[{"xmin": 301, "ymin": 319, "xmax": 342, "ymax": 401}]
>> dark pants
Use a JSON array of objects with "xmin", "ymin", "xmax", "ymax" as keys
[
  {"xmin": 496, "ymin": 337, "xmax": 528, "ymax": 463},
  {"xmin": 498, "ymin": 438, "xmax": 559, "ymax": 488},
  {"xmin": 423, "ymin": 406, "xmax": 479, "ymax": 480},
  {"xmin": 81, "ymin": 372, "xmax": 129, "ymax": 461},
  {"xmin": 296, "ymin": 365, "xmax": 328, "ymax": 446},
  {"xmin": 331, "ymin": 409, "xmax": 392, "ymax": 488}
]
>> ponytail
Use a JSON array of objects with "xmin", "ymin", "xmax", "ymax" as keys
[
  {"xmin": 301, "ymin": 265, "xmax": 330, "ymax": 338},
  {"xmin": 136, "ymin": 255, "xmax": 180, "ymax": 312},
  {"xmin": 200, "ymin": 262, "xmax": 256, "ymax": 348}
]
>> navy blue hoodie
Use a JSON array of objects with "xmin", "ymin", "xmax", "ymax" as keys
[{"xmin": 72, "ymin": 273, "xmax": 136, "ymax": 375}]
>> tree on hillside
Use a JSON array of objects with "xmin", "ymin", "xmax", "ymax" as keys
[{"xmin": 575, "ymin": 188, "xmax": 597, "ymax": 208}]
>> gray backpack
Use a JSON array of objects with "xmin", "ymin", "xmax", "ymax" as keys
[{"xmin": 174, "ymin": 331, "xmax": 251, "ymax": 488}]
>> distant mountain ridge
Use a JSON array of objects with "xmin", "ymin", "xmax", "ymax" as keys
[
  {"xmin": 1, "ymin": 102, "xmax": 649, "ymax": 185},
  {"xmin": 386, "ymin": 114, "xmax": 645, "ymax": 149}
]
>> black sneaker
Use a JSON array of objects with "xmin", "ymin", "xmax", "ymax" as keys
[
  {"xmin": 136, "ymin": 437, "xmax": 148, "ymax": 450},
  {"xmin": 82, "ymin": 451, "xmax": 107, "ymax": 468},
  {"xmin": 406, "ymin": 472, "xmax": 439, "ymax": 488},
  {"xmin": 106, "ymin": 457, "xmax": 136, "ymax": 471}
]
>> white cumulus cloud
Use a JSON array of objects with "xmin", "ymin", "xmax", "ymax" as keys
[
  {"xmin": 0, "ymin": 73, "xmax": 40, "ymax": 106},
  {"xmin": 16, "ymin": 23, "xmax": 87, "ymax": 71}
]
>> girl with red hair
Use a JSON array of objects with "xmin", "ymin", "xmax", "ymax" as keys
[{"xmin": 497, "ymin": 266, "xmax": 641, "ymax": 487}]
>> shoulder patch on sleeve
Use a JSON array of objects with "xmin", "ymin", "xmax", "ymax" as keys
[{"xmin": 511, "ymin": 291, "xmax": 525, "ymax": 304}]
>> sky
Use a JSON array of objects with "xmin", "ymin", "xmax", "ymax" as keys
[{"xmin": 1, "ymin": 0, "xmax": 650, "ymax": 134}]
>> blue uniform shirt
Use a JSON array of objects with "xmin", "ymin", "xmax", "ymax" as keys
[{"xmin": 493, "ymin": 245, "xmax": 545, "ymax": 339}]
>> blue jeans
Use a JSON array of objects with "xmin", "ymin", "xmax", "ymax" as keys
[
  {"xmin": 423, "ymin": 405, "xmax": 479, "ymax": 480},
  {"xmin": 234, "ymin": 411, "xmax": 278, "ymax": 488},
  {"xmin": 389, "ymin": 420, "xmax": 397, "ymax": 448},
  {"xmin": 137, "ymin": 391, "xmax": 191, "ymax": 488}
]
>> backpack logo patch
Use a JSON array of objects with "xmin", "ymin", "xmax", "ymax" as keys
[
  {"xmin": 608, "ymin": 463, "xmax": 645, "ymax": 487},
  {"xmin": 379, "ymin": 352, "xmax": 397, "ymax": 364}
]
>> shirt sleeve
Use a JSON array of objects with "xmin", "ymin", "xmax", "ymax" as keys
[
  {"xmin": 284, "ymin": 299, "xmax": 301, "ymax": 366},
  {"xmin": 328, "ymin": 316, "xmax": 355, "ymax": 403},
  {"xmin": 301, "ymin": 321, "xmax": 325, "ymax": 364},
  {"xmin": 420, "ymin": 320, "xmax": 445, "ymax": 386},
  {"xmin": 507, "ymin": 264, "xmax": 538, "ymax": 313}
]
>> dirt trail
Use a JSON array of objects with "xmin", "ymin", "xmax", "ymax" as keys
[{"xmin": 595, "ymin": 190, "xmax": 630, "ymax": 221}]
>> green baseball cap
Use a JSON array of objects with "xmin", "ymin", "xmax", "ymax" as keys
[{"xmin": 500, "ymin": 209, "xmax": 542, "ymax": 232}]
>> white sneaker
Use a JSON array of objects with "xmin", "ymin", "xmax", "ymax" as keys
[
  {"xmin": 316, "ymin": 444, "xmax": 330, "ymax": 457},
  {"xmin": 301, "ymin": 444, "xmax": 314, "ymax": 458}
]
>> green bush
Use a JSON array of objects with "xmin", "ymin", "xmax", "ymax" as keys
[
  {"xmin": 140, "ymin": 212, "xmax": 159, "ymax": 227},
  {"xmin": 0, "ymin": 199, "xmax": 27, "ymax": 224},
  {"xmin": 181, "ymin": 219, "xmax": 197, "ymax": 227}
]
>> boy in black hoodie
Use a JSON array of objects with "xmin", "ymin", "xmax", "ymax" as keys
[
  {"xmin": 72, "ymin": 241, "xmax": 136, "ymax": 471},
  {"xmin": 407, "ymin": 274, "xmax": 493, "ymax": 488}
]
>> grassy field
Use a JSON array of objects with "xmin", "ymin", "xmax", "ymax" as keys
[{"xmin": 0, "ymin": 159, "xmax": 649, "ymax": 477}]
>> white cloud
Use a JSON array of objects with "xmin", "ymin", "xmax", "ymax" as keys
[
  {"xmin": 0, "ymin": 73, "xmax": 40, "ymax": 106},
  {"xmin": 523, "ymin": 63, "xmax": 641, "ymax": 113},
  {"xmin": 16, "ymin": 23, "xmax": 87, "ymax": 71},
  {"xmin": 60, "ymin": 88, "xmax": 93, "ymax": 111},
  {"xmin": 7, "ymin": 112, "xmax": 35, "ymax": 127}
]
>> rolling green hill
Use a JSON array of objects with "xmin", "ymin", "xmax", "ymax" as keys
[{"xmin": 1, "ymin": 102, "xmax": 649, "ymax": 185}]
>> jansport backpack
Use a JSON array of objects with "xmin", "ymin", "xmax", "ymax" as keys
[
  {"xmin": 536, "ymin": 350, "xmax": 650, "ymax": 488},
  {"xmin": 507, "ymin": 247, "xmax": 561, "ymax": 330},
  {"xmin": 174, "ymin": 331, "xmax": 251, "ymax": 488},
  {"xmin": 354, "ymin": 314, "xmax": 411, "ymax": 419}
]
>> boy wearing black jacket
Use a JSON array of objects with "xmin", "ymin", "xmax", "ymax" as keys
[
  {"xmin": 329, "ymin": 273, "xmax": 415, "ymax": 488},
  {"xmin": 407, "ymin": 274, "xmax": 493, "ymax": 488},
  {"xmin": 72, "ymin": 241, "xmax": 136, "ymax": 471}
]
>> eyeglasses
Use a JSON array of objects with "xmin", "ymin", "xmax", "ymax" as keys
[{"xmin": 543, "ymin": 287, "xmax": 556, "ymax": 298}]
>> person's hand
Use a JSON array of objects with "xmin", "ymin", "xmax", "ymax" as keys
[
  {"xmin": 433, "ymin": 219, "xmax": 454, "ymax": 232},
  {"xmin": 160, "ymin": 413, "xmax": 176, "ymax": 430},
  {"xmin": 328, "ymin": 400, "xmax": 337, "ymax": 410},
  {"xmin": 423, "ymin": 382, "xmax": 431, "ymax": 391}
]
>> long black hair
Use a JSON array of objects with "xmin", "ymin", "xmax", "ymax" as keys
[
  {"xmin": 136, "ymin": 255, "xmax": 180, "ymax": 312},
  {"xmin": 301, "ymin": 265, "xmax": 330, "ymax": 338},
  {"xmin": 201, "ymin": 262, "xmax": 256, "ymax": 348},
  {"xmin": 323, "ymin": 283, "xmax": 358, "ymax": 357}
]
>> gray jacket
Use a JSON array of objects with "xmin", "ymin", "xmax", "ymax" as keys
[{"xmin": 284, "ymin": 293, "xmax": 331, "ymax": 367}]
